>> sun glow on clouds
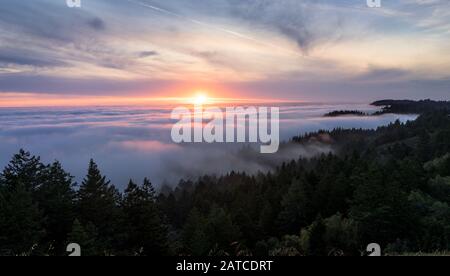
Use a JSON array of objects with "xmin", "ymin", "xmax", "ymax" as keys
[
  {"xmin": 0, "ymin": 91, "xmax": 284, "ymax": 108},
  {"xmin": 0, "ymin": 93, "xmax": 155, "ymax": 108},
  {"xmin": 0, "ymin": 1, "xmax": 450, "ymax": 102}
]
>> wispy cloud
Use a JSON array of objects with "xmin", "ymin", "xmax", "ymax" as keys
[{"xmin": 0, "ymin": 0, "xmax": 449, "ymax": 101}]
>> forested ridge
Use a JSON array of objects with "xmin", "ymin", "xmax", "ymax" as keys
[
  {"xmin": 1, "ymin": 101, "xmax": 450, "ymax": 256},
  {"xmin": 372, "ymin": 99, "xmax": 450, "ymax": 115},
  {"xmin": 323, "ymin": 110, "xmax": 368, "ymax": 117}
]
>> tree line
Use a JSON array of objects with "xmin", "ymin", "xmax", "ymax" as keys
[{"xmin": 0, "ymin": 155, "xmax": 167, "ymax": 256}]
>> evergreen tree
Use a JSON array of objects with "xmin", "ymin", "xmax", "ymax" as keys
[
  {"xmin": 417, "ymin": 130, "xmax": 432, "ymax": 161},
  {"xmin": 350, "ymin": 164, "xmax": 417, "ymax": 247},
  {"xmin": 35, "ymin": 161, "xmax": 76, "ymax": 255},
  {"xmin": 204, "ymin": 206, "xmax": 241, "ymax": 255},
  {"xmin": 67, "ymin": 219, "xmax": 98, "ymax": 256},
  {"xmin": 76, "ymin": 159, "xmax": 121, "ymax": 254},
  {"xmin": 0, "ymin": 150, "xmax": 45, "ymax": 255},
  {"xmin": 0, "ymin": 149, "xmax": 44, "ymax": 192},
  {"xmin": 182, "ymin": 208, "xmax": 209, "ymax": 256},
  {"xmin": 278, "ymin": 177, "xmax": 312, "ymax": 233},
  {"xmin": 0, "ymin": 181, "xmax": 44, "ymax": 255},
  {"xmin": 122, "ymin": 178, "xmax": 168, "ymax": 255}
]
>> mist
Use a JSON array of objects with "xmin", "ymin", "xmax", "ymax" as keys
[{"xmin": 0, "ymin": 103, "xmax": 417, "ymax": 189}]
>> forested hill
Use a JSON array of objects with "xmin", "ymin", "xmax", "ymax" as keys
[
  {"xmin": 324, "ymin": 110, "xmax": 368, "ymax": 117},
  {"xmin": 373, "ymin": 99, "xmax": 450, "ymax": 114},
  {"xmin": 1, "ymin": 101, "xmax": 450, "ymax": 256},
  {"xmin": 160, "ymin": 109, "xmax": 450, "ymax": 256}
]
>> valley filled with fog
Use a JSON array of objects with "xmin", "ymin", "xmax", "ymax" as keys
[{"xmin": 0, "ymin": 103, "xmax": 417, "ymax": 188}]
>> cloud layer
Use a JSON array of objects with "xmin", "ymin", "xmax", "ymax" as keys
[{"xmin": 0, "ymin": 103, "xmax": 417, "ymax": 188}]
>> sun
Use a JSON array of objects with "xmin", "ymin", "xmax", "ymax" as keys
[{"xmin": 193, "ymin": 92, "xmax": 209, "ymax": 105}]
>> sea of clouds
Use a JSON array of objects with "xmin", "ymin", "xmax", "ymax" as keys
[{"xmin": 0, "ymin": 103, "xmax": 417, "ymax": 189}]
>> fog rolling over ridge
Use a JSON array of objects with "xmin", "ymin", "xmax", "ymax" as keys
[
  {"xmin": 0, "ymin": 103, "xmax": 417, "ymax": 188},
  {"xmin": 159, "ymin": 141, "xmax": 334, "ymax": 185}
]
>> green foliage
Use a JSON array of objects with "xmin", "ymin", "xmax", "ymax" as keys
[
  {"xmin": 0, "ymin": 181, "xmax": 44, "ymax": 255},
  {"xmin": 0, "ymin": 155, "xmax": 169, "ymax": 255},
  {"xmin": 322, "ymin": 214, "xmax": 359, "ymax": 255},
  {"xmin": 182, "ymin": 208, "xmax": 209, "ymax": 256},
  {"xmin": 428, "ymin": 176, "xmax": 450, "ymax": 204},
  {"xmin": 0, "ymin": 150, "xmax": 45, "ymax": 255},
  {"xmin": 299, "ymin": 216, "xmax": 327, "ymax": 256},
  {"xmin": 122, "ymin": 178, "xmax": 168, "ymax": 255},
  {"xmin": 76, "ymin": 159, "xmax": 122, "ymax": 253},
  {"xmin": 182, "ymin": 206, "xmax": 240, "ymax": 256},
  {"xmin": 67, "ymin": 219, "xmax": 98, "ymax": 256},
  {"xmin": 407, "ymin": 191, "xmax": 450, "ymax": 251},
  {"xmin": 349, "ymin": 163, "xmax": 417, "ymax": 246},
  {"xmin": 269, "ymin": 235, "xmax": 302, "ymax": 256},
  {"xmin": 277, "ymin": 177, "xmax": 312, "ymax": 233},
  {"xmin": 36, "ymin": 161, "xmax": 76, "ymax": 254}
]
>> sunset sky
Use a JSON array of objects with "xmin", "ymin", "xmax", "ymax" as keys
[{"xmin": 0, "ymin": 0, "xmax": 450, "ymax": 106}]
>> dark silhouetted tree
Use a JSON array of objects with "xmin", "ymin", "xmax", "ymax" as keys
[
  {"xmin": 0, "ymin": 150, "xmax": 45, "ymax": 255},
  {"xmin": 76, "ymin": 159, "xmax": 121, "ymax": 254},
  {"xmin": 67, "ymin": 219, "xmax": 98, "ymax": 256},
  {"xmin": 122, "ymin": 178, "xmax": 168, "ymax": 255},
  {"xmin": 35, "ymin": 161, "xmax": 76, "ymax": 255}
]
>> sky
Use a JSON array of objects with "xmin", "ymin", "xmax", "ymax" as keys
[{"xmin": 0, "ymin": 0, "xmax": 450, "ymax": 105}]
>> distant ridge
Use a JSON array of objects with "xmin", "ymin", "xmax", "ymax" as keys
[
  {"xmin": 324, "ymin": 100, "xmax": 450, "ymax": 117},
  {"xmin": 324, "ymin": 110, "xmax": 368, "ymax": 117},
  {"xmin": 372, "ymin": 99, "xmax": 450, "ymax": 115}
]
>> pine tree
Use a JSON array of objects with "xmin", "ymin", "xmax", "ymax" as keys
[
  {"xmin": 417, "ymin": 130, "xmax": 432, "ymax": 161},
  {"xmin": 204, "ymin": 206, "xmax": 241, "ymax": 255},
  {"xmin": 0, "ymin": 150, "xmax": 45, "ymax": 255},
  {"xmin": 277, "ymin": 177, "xmax": 312, "ymax": 234},
  {"xmin": 35, "ymin": 161, "xmax": 76, "ymax": 255},
  {"xmin": 0, "ymin": 149, "xmax": 44, "ymax": 192},
  {"xmin": 182, "ymin": 208, "xmax": 209, "ymax": 256},
  {"xmin": 76, "ymin": 159, "xmax": 121, "ymax": 253},
  {"xmin": 122, "ymin": 178, "xmax": 168, "ymax": 255},
  {"xmin": 0, "ymin": 182, "xmax": 43, "ymax": 255},
  {"xmin": 350, "ymin": 164, "xmax": 417, "ymax": 247}
]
